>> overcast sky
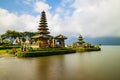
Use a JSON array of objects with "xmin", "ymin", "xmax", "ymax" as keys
[{"xmin": 0, "ymin": 0, "xmax": 120, "ymax": 38}]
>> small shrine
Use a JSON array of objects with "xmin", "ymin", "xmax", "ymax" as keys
[
  {"xmin": 55, "ymin": 34, "xmax": 67, "ymax": 47},
  {"xmin": 77, "ymin": 35, "xmax": 85, "ymax": 47}
]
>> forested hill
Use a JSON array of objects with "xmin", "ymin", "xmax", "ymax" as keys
[{"xmin": 66, "ymin": 37, "xmax": 120, "ymax": 45}]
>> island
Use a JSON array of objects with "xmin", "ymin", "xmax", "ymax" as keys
[
  {"xmin": 0, "ymin": 11, "xmax": 101, "ymax": 57},
  {"xmin": 67, "ymin": 35, "xmax": 101, "ymax": 52}
]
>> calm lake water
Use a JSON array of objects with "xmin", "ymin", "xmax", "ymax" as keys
[{"xmin": 0, "ymin": 46, "xmax": 120, "ymax": 80}]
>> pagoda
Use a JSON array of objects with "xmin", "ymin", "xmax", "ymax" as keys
[
  {"xmin": 32, "ymin": 11, "xmax": 68, "ymax": 48},
  {"xmin": 33, "ymin": 11, "xmax": 52, "ymax": 48},
  {"xmin": 77, "ymin": 35, "xmax": 85, "ymax": 46}
]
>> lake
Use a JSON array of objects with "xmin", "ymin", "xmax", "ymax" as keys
[{"xmin": 0, "ymin": 46, "xmax": 120, "ymax": 80}]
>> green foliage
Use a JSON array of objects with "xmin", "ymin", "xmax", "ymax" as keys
[
  {"xmin": 16, "ymin": 49, "xmax": 76, "ymax": 57},
  {"xmin": 75, "ymin": 47, "xmax": 85, "ymax": 52},
  {"xmin": 6, "ymin": 48, "xmax": 20, "ymax": 54},
  {"xmin": 26, "ymin": 46, "xmax": 33, "ymax": 51},
  {"xmin": 84, "ymin": 47, "xmax": 101, "ymax": 51},
  {"xmin": 0, "ymin": 35, "xmax": 2, "ymax": 43},
  {"xmin": 21, "ymin": 37, "xmax": 26, "ymax": 42},
  {"xmin": 1, "ymin": 30, "xmax": 22, "ymax": 39},
  {"xmin": 74, "ymin": 45, "xmax": 101, "ymax": 52},
  {"xmin": 22, "ymin": 32, "xmax": 37, "ymax": 38},
  {"xmin": 0, "ymin": 46, "xmax": 20, "ymax": 50},
  {"xmin": 32, "ymin": 48, "xmax": 73, "ymax": 51},
  {"xmin": 16, "ymin": 51, "xmax": 24, "ymax": 57},
  {"xmin": 0, "ymin": 49, "xmax": 6, "ymax": 53},
  {"xmin": 3, "ymin": 39, "xmax": 12, "ymax": 44},
  {"xmin": 1, "ymin": 30, "xmax": 37, "ymax": 44},
  {"xmin": 20, "ymin": 46, "xmax": 33, "ymax": 52},
  {"xmin": 7, "ymin": 50, "xmax": 14, "ymax": 54}
]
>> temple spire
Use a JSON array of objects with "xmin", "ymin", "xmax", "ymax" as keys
[
  {"xmin": 38, "ymin": 11, "xmax": 50, "ymax": 35},
  {"xmin": 33, "ymin": 11, "xmax": 51, "ymax": 48}
]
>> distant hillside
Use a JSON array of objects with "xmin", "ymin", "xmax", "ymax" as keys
[{"xmin": 66, "ymin": 37, "xmax": 120, "ymax": 45}]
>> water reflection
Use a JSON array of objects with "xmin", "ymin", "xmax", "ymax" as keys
[
  {"xmin": 0, "ymin": 46, "xmax": 120, "ymax": 80},
  {"xmin": 35, "ymin": 56, "xmax": 66, "ymax": 80}
]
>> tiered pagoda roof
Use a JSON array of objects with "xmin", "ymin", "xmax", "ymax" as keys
[
  {"xmin": 33, "ymin": 11, "xmax": 51, "ymax": 39},
  {"xmin": 77, "ymin": 34, "xmax": 85, "ymax": 44}
]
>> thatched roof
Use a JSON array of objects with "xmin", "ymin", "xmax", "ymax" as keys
[
  {"xmin": 55, "ymin": 34, "xmax": 67, "ymax": 39},
  {"xmin": 32, "ymin": 34, "xmax": 53, "ymax": 39}
]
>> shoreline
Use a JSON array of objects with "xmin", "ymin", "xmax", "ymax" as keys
[
  {"xmin": 0, "ymin": 53, "xmax": 15, "ymax": 57},
  {"xmin": 0, "ymin": 47, "xmax": 101, "ymax": 57}
]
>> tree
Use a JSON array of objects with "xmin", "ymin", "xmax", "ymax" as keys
[
  {"xmin": 0, "ymin": 34, "xmax": 2, "ymax": 43},
  {"xmin": 1, "ymin": 30, "xmax": 22, "ymax": 44},
  {"xmin": 1, "ymin": 30, "xmax": 37, "ymax": 45},
  {"xmin": 22, "ymin": 32, "xmax": 36, "ymax": 39},
  {"xmin": 3, "ymin": 39, "xmax": 12, "ymax": 44}
]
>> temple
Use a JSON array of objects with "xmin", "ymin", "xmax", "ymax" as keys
[
  {"xmin": 77, "ymin": 35, "xmax": 85, "ymax": 47},
  {"xmin": 55, "ymin": 34, "xmax": 67, "ymax": 47},
  {"xmin": 32, "ymin": 11, "xmax": 67, "ymax": 48}
]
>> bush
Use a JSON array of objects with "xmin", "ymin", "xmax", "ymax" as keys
[
  {"xmin": 75, "ymin": 47, "xmax": 85, "ymax": 52},
  {"xmin": 16, "ymin": 49, "xmax": 76, "ymax": 57},
  {"xmin": 7, "ymin": 50, "xmax": 14, "ymax": 54},
  {"xmin": 74, "ymin": 46, "xmax": 101, "ymax": 52},
  {"xmin": 85, "ymin": 47, "xmax": 101, "ymax": 51},
  {"xmin": 26, "ymin": 46, "xmax": 33, "ymax": 51},
  {"xmin": 0, "ymin": 46, "xmax": 20, "ymax": 50},
  {"xmin": 6, "ymin": 48, "xmax": 19, "ymax": 54}
]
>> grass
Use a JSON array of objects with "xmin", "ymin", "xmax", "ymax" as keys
[
  {"xmin": 0, "ymin": 46, "xmax": 20, "ymax": 55},
  {"xmin": 0, "ymin": 49, "xmax": 15, "ymax": 57},
  {"xmin": 0, "ymin": 50, "xmax": 6, "ymax": 52},
  {"xmin": 0, "ymin": 50, "xmax": 7, "ymax": 54}
]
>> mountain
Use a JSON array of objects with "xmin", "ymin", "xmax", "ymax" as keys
[{"xmin": 66, "ymin": 37, "xmax": 120, "ymax": 45}]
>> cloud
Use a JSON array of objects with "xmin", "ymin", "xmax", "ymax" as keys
[
  {"xmin": 38, "ymin": 0, "xmax": 119, "ymax": 38},
  {"xmin": 0, "ymin": 0, "xmax": 120, "ymax": 38},
  {"xmin": 33, "ymin": 1, "xmax": 66, "ymax": 36},
  {"xmin": 0, "ymin": 1, "xmax": 61, "ymax": 37},
  {"xmin": 21, "ymin": 0, "xmax": 46, "ymax": 5},
  {"xmin": 0, "ymin": 8, "xmax": 39, "ymax": 34},
  {"xmin": 34, "ymin": 1, "xmax": 52, "ymax": 12},
  {"xmin": 23, "ymin": 0, "xmax": 32, "ymax": 5},
  {"xmin": 59, "ymin": 0, "xmax": 120, "ymax": 37},
  {"xmin": 0, "ymin": 8, "xmax": 18, "ymax": 33}
]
